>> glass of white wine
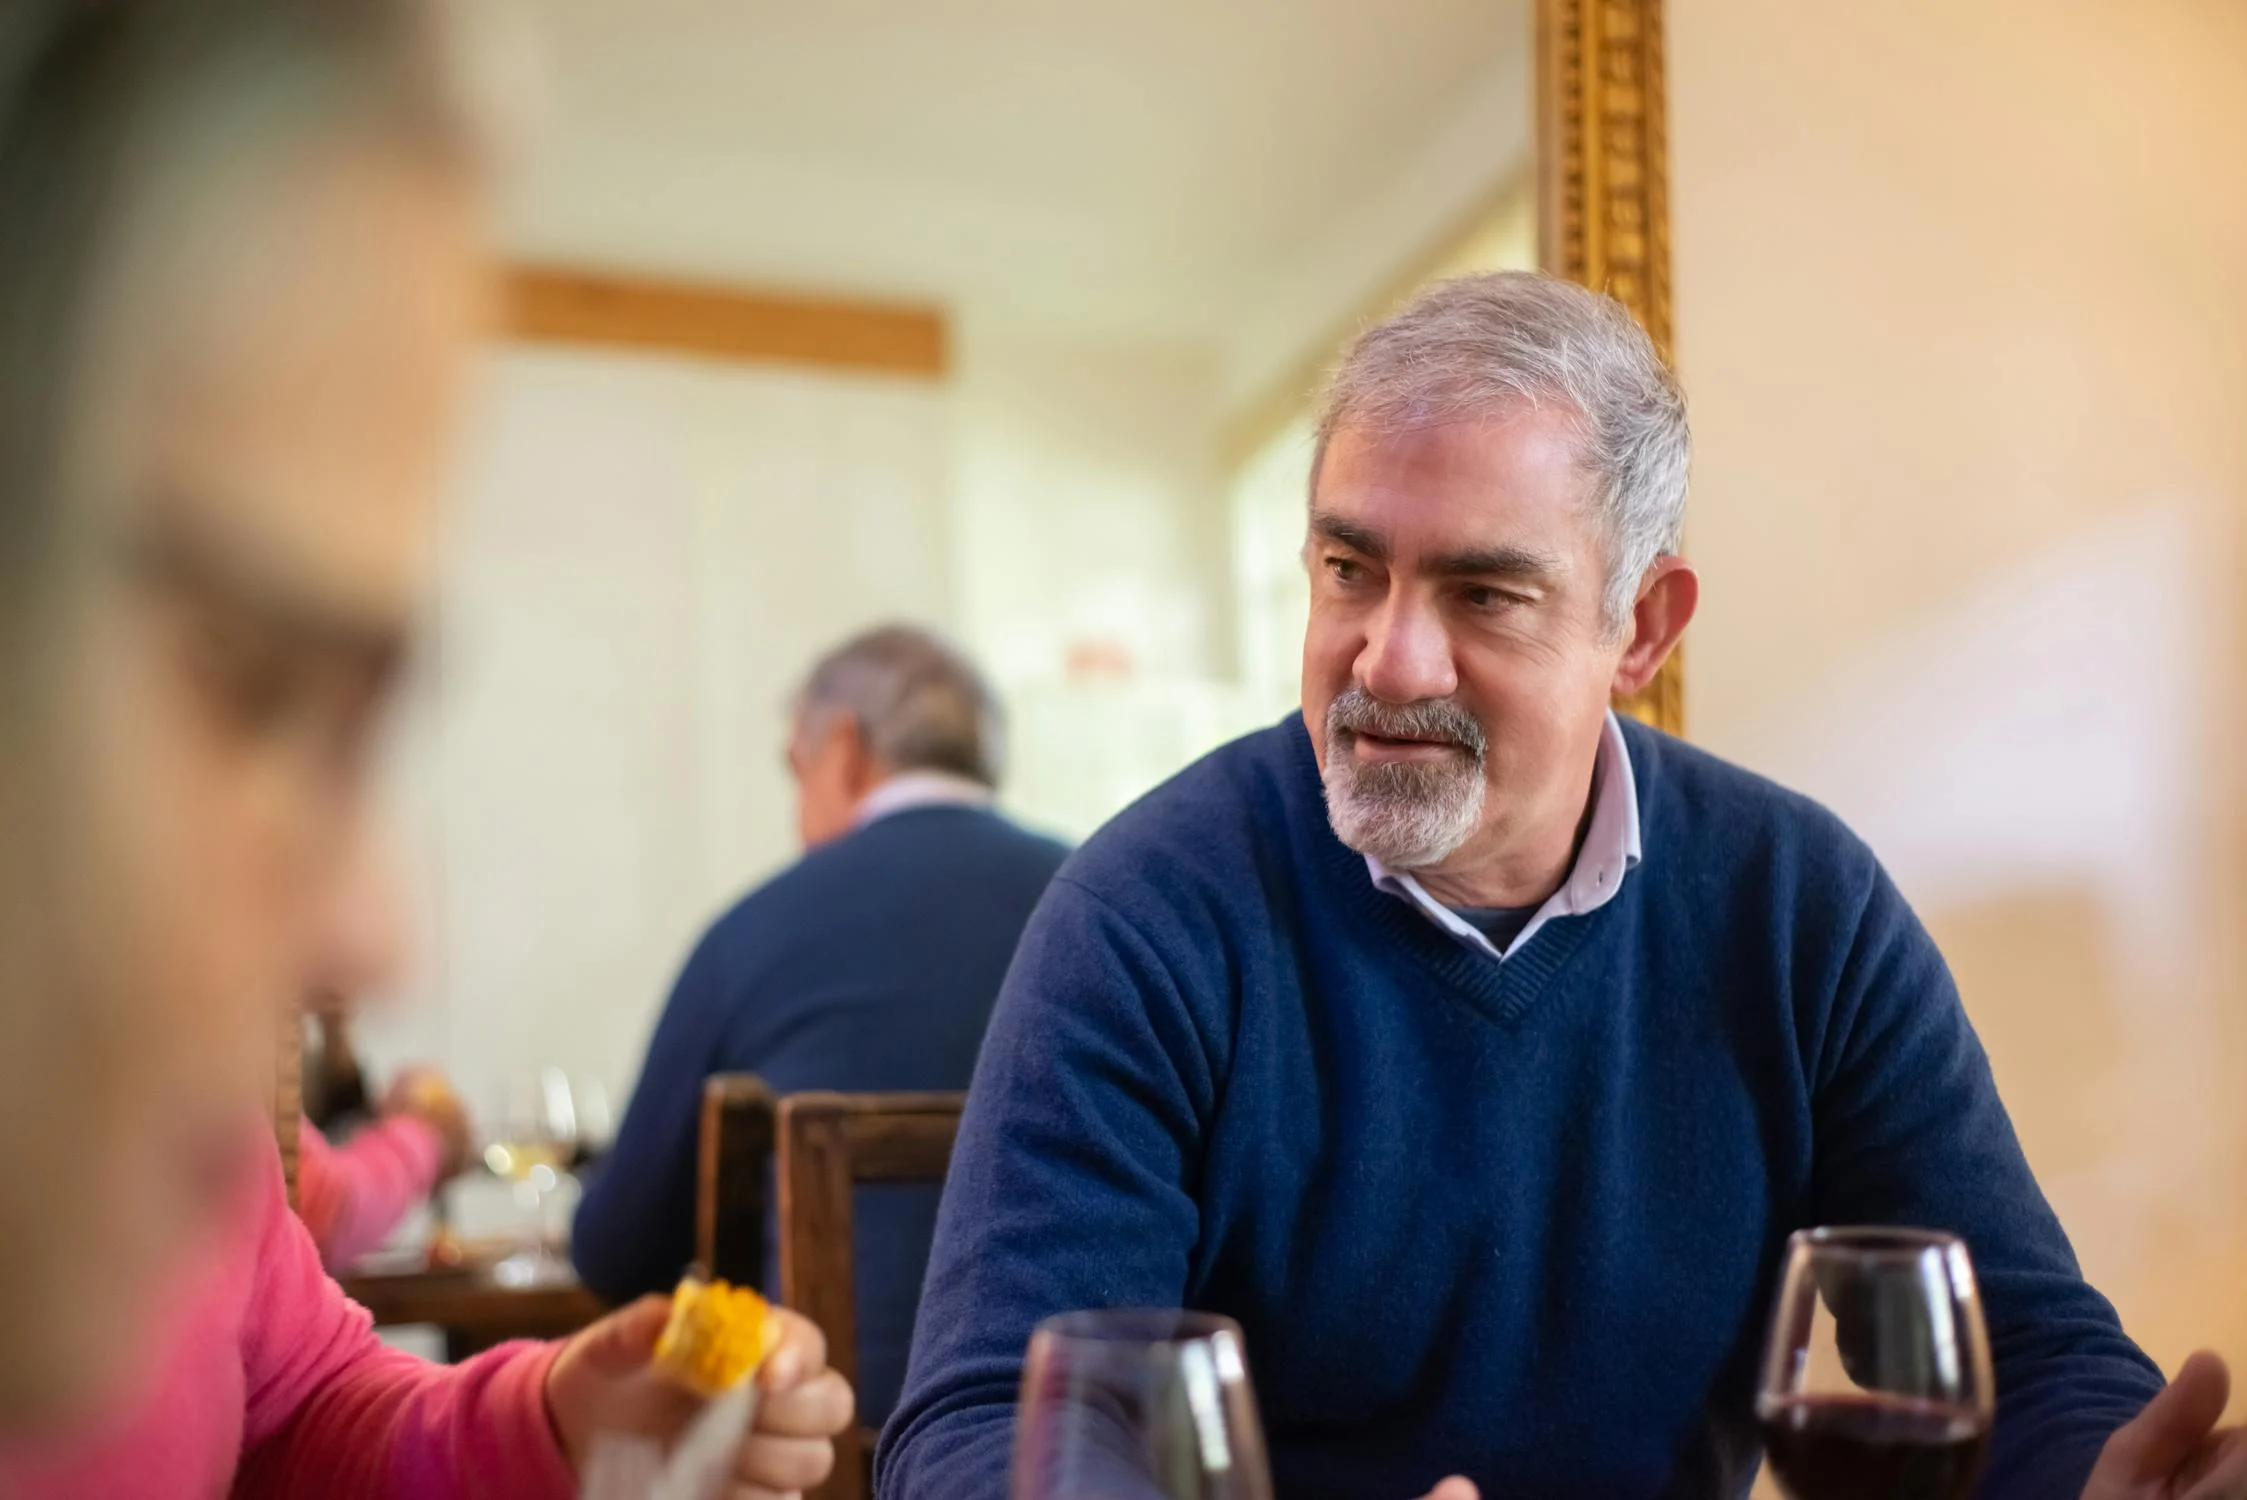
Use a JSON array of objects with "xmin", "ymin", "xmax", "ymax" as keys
[{"xmin": 486, "ymin": 1066, "xmax": 578, "ymax": 1288}]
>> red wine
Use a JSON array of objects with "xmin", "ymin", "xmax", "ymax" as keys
[{"xmin": 1758, "ymin": 1393, "xmax": 1988, "ymax": 1500}]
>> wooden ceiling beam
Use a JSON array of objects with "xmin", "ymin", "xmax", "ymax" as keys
[{"xmin": 501, "ymin": 265, "xmax": 949, "ymax": 379}]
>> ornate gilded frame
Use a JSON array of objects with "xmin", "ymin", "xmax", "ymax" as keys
[{"xmin": 1538, "ymin": 0, "xmax": 1683, "ymax": 735}]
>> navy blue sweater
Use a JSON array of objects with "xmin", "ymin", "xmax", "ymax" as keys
[
  {"xmin": 877, "ymin": 716, "xmax": 2161, "ymax": 1500},
  {"xmin": 572, "ymin": 804, "xmax": 1068, "ymax": 1422}
]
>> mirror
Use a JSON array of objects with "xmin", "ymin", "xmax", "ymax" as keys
[{"xmin": 333, "ymin": 0, "xmax": 1674, "ymax": 1136}]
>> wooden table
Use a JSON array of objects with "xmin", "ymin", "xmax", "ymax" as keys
[{"xmin": 339, "ymin": 1263, "xmax": 610, "ymax": 1361}]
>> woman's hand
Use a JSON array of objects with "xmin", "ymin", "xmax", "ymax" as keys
[
  {"xmin": 378, "ymin": 1066, "xmax": 474, "ymax": 1179},
  {"xmin": 545, "ymin": 1295, "xmax": 857, "ymax": 1498}
]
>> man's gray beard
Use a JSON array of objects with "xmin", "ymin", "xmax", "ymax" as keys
[{"xmin": 1320, "ymin": 691, "xmax": 1487, "ymax": 870}]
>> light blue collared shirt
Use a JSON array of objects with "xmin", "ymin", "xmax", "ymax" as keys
[
  {"xmin": 853, "ymin": 769, "xmax": 996, "ymax": 828},
  {"xmin": 1366, "ymin": 709, "xmax": 1642, "ymax": 961}
]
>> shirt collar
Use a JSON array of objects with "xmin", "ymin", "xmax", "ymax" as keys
[
  {"xmin": 853, "ymin": 770, "xmax": 995, "ymax": 829},
  {"xmin": 1365, "ymin": 709, "xmax": 1642, "ymax": 961}
]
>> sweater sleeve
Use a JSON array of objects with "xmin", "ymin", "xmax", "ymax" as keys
[
  {"xmin": 294, "ymin": 1117, "xmax": 446, "ymax": 1270},
  {"xmin": 233, "ymin": 1144, "xmax": 577, "ymax": 1500},
  {"xmin": 570, "ymin": 936, "xmax": 724, "ymax": 1304},
  {"xmin": 1806, "ymin": 861, "xmax": 2163, "ymax": 1499},
  {"xmin": 875, "ymin": 875, "xmax": 1221, "ymax": 1500}
]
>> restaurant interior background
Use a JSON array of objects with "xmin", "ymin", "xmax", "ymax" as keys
[{"xmin": 354, "ymin": 0, "xmax": 2247, "ymax": 1410}]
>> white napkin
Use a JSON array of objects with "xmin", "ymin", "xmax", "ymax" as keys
[{"xmin": 581, "ymin": 1380, "xmax": 760, "ymax": 1500}]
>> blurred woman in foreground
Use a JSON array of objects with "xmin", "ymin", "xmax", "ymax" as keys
[{"xmin": 0, "ymin": 0, "xmax": 849, "ymax": 1492}]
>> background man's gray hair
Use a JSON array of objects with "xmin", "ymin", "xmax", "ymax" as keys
[
  {"xmin": 1314, "ymin": 270, "xmax": 1690, "ymax": 630},
  {"xmin": 797, "ymin": 625, "xmax": 1007, "ymax": 789}
]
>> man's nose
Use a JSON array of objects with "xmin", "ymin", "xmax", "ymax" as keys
[{"xmin": 1357, "ymin": 589, "xmax": 1458, "ymax": 704}]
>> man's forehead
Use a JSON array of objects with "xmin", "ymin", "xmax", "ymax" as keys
[
  {"xmin": 1312, "ymin": 415, "xmax": 1596, "ymax": 558},
  {"xmin": 1317, "ymin": 410, "xmax": 1590, "ymax": 498}
]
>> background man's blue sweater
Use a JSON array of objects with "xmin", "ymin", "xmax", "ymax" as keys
[
  {"xmin": 877, "ymin": 716, "xmax": 2161, "ymax": 1499},
  {"xmin": 573, "ymin": 804, "xmax": 1068, "ymax": 1422}
]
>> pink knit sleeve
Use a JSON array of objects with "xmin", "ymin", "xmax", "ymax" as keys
[
  {"xmin": 294, "ymin": 1116, "xmax": 447, "ymax": 1269},
  {"xmin": 233, "ymin": 1149, "xmax": 577, "ymax": 1500}
]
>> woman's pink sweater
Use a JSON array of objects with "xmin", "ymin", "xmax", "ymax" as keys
[{"xmin": 0, "ymin": 1137, "xmax": 576, "ymax": 1499}]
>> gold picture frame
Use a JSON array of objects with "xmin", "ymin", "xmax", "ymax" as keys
[{"xmin": 1539, "ymin": 0, "xmax": 1684, "ymax": 736}]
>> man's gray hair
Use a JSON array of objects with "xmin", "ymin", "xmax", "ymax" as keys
[
  {"xmin": 1314, "ymin": 270, "xmax": 1690, "ymax": 629},
  {"xmin": 797, "ymin": 625, "xmax": 1006, "ymax": 789}
]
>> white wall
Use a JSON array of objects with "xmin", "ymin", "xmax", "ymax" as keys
[
  {"xmin": 1219, "ymin": 34, "xmax": 1534, "ymax": 412},
  {"xmin": 951, "ymin": 324, "xmax": 1231, "ymax": 685},
  {"xmin": 1671, "ymin": 0, "xmax": 2247, "ymax": 1386},
  {"xmin": 359, "ymin": 327, "xmax": 1254, "ymax": 1105},
  {"xmin": 950, "ymin": 323, "xmax": 1268, "ymax": 838},
  {"xmin": 360, "ymin": 348, "xmax": 951, "ymax": 1117}
]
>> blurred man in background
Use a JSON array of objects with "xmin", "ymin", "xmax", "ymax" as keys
[{"xmin": 575, "ymin": 623, "xmax": 1069, "ymax": 1423}]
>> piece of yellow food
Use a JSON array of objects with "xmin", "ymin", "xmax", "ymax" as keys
[
  {"xmin": 652, "ymin": 1275, "xmax": 778, "ymax": 1397},
  {"xmin": 404, "ymin": 1074, "xmax": 454, "ymax": 1112}
]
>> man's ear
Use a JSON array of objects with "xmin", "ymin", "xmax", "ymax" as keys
[
  {"xmin": 1611, "ymin": 557, "xmax": 1698, "ymax": 699},
  {"xmin": 833, "ymin": 713, "xmax": 883, "ymax": 799}
]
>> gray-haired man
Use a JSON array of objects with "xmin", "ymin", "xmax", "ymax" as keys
[
  {"xmin": 878, "ymin": 274, "xmax": 2238, "ymax": 1500},
  {"xmin": 574, "ymin": 624, "xmax": 1069, "ymax": 1425}
]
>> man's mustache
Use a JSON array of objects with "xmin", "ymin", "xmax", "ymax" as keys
[{"xmin": 1325, "ymin": 687, "xmax": 1487, "ymax": 759}]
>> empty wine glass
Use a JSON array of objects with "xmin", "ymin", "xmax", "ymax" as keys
[
  {"xmin": 486, "ymin": 1066, "xmax": 578, "ymax": 1288},
  {"xmin": 570, "ymin": 1076, "xmax": 615, "ymax": 1167},
  {"xmin": 1755, "ymin": 1227, "xmax": 1996, "ymax": 1500},
  {"xmin": 1012, "ymin": 1309, "xmax": 1273, "ymax": 1500}
]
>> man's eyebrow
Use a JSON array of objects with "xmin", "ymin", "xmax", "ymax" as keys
[
  {"xmin": 1311, "ymin": 511, "xmax": 1564, "ymax": 584},
  {"xmin": 1308, "ymin": 512, "xmax": 1388, "ymax": 562},
  {"xmin": 1424, "ymin": 543, "xmax": 1565, "ymax": 583},
  {"xmin": 119, "ymin": 512, "xmax": 409, "ymax": 673}
]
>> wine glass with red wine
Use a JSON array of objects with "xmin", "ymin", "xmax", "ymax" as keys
[
  {"xmin": 1755, "ymin": 1227, "xmax": 1995, "ymax": 1500},
  {"xmin": 1011, "ymin": 1310, "xmax": 1274, "ymax": 1500}
]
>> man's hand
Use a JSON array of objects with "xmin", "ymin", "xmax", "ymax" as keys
[
  {"xmin": 546, "ymin": 1296, "xmax": 857, "ymax": 1498},
  {"xmin": 2084, "ymin": 1351, "xmax": 2247, "ymax": 1499},
  {"xmin": 1419, "ymin": 1480, "xmax": 1479, "ymax": 1500}
]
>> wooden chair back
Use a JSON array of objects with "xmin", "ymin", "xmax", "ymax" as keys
[
  {"xmin": 776, "ymin": 1091, "xmax": 967, "ymax": 1500},
  {"xmin": 695, "ymin": 1074, "xmax": 778, "ymax": 1287},
  {"xmin": 277, "ymin": 1000, "xmax": 304, "ymax": 1208}
]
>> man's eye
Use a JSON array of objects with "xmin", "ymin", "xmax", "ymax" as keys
[
  {"xmin": 1325, "ymin": 556, "xmax": 1365, "ymax": 584},
  {"xmin": 1463, "ymin": 585, "xmax": 1526, "ymax": 611}
]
